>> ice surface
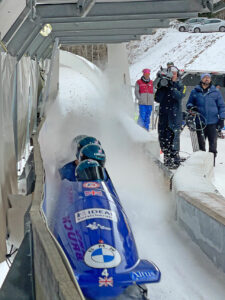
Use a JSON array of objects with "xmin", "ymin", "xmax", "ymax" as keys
[{"xmin": 0, "ymin": 261, "xmax": 9, "ymax": 288}]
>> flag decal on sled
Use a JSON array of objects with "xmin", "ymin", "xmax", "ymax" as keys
[
  {"xmin": 84, "ymin": 190, "xmax": 103, "ymax": 196},
  {"xmin": 99, "ymin": 276, "xmax": 113, "ymax": 287}
]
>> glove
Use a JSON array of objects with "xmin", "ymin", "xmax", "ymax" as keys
[
  {"xmin": 218, "ymin": 119, "xmax": 224, "ymax": 130},
  {"xmin": 188, "ymin": 106, "xmax": 198, "ymax": 112},
  {"xmin": 187, "ymin": 106, "xmax": 198, "ymax": 116}
]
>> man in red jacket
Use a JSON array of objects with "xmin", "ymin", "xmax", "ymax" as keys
[{"xmin": 135, "ymin": 68, "xmax": 154, "ymax": 131}]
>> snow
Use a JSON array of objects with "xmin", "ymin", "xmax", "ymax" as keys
[
  {"xmin": 128, "ymin": 26, "xmax": 225, "ymax": 84},
  {"xmin": 38, "ymin": 51, "xmax": 225, "ymax": 299},
  {"xmin": 173, "ymin": 151, "xmax": 215, "ymax": 193},
  {"xmin": 0, "ymin": 261, "xmax": 9, "ymax": 288}
]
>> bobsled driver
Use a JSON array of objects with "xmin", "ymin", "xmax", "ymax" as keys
[{"xmin": 59, "ymin": 136, "xmax": 104, "ymax": 181}]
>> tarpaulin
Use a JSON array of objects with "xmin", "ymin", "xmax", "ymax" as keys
[{"xmin": 0, "ymin": 52, "xmax": 38, "ymax": 262}]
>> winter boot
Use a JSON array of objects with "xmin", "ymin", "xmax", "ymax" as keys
[
  {"xmin": 163, "ymin": 153, "xmax": 171, "ymax": 167},
  {"xmin": 213, "ymin": 153, "xmax": 216, "ymax": 167},
  {"xmin": 168, "ymin": 152, "xmax": 180, "ymax": 169},
  {"xmin": 218, "ymin": 131, "xmax": 225, "ymax": 139}
]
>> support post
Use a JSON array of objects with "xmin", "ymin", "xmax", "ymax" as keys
[
  {"xmin": 12, "ymin": 63, "xmax": 18, "ymax": 163},
  {"xmin": 40, "ymin": 38, "xmax": 59, "ymax": 118}
]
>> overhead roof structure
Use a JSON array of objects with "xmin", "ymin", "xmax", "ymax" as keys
[{"xmin": 1, "ymin": 0, "xmax": 212, "ymax": 61}]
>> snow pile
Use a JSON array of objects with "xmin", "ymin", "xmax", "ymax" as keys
[{"xmin": 173, "ymin": 151, "xmax": 215, "ymax": 193}]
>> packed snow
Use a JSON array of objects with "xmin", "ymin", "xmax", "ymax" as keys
[
  {"xmin": 37, "ymin": 51, "xmax": 225, "ymax": 300},
  {"xmin": 128, "ymin": 24, "xmax": 225, "ymax": 82},
  {"xmin": 0, "ymin": 261, "xmax": 9, "ymax": 288}
]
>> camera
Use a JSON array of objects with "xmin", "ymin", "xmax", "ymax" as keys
[{"xmin": 155, "ymin": 68, "xmax": 173, "ymax": 89}]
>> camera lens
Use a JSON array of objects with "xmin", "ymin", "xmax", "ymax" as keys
[{"xmin": 160, "ymin": 78, "xmax": 168, "ymax": 87}]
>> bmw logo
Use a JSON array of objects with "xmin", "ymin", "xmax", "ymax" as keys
[{"xmin": 84, "ymin": 244, "xmax": 121, "ymax": 268}]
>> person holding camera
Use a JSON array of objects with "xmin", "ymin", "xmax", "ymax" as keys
[
  {"xmin": 186, "ymin": 73, "xmax": 225, "ymax": 164},
  {"xmin": 135, "ymin": 68, "xmax": 154, "ymax": 131},
  {"xmin": 155, "ymin": 67, "xmax": 185, "ymax": 169}
]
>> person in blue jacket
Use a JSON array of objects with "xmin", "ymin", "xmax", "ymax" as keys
[
  {"xmin": 155, "ymin": 67, "xmax": 186, "ymax": 169},
  {"xmin": 186, "ymin": 73, "xmax": 225, "ymax": 164}
]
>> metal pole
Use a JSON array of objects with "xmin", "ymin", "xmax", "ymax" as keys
[
  {"xmin": 40, "ymin": 38, "xmax": 59, "ymax": 118},
  {"xmin": 12, "ymin": 63, "xmax": 18, "ymax": 162},
  {"xmin": 80, "ymin": 0, "xmax": 96, "ymax": 17},
  {"xmin": 26, "ymin": 74, "xmax": 33, "ymax": 157},
  {"xmin": 33, "ymin": 59, "xmax": 39, "ymax": 133}
]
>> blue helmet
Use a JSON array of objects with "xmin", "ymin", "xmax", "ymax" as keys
[
  {"xmin": 76, "ymin": 136, "xmax": 101, "ymax": 159},
  {"xmin": 71, "ymin": 135, "xmax": 87, "ymax": 151},
  {"xmin": 75, "ymin": 159, "xmax": 104, "ymax": 181},
  {"xmin": 79, "ymin": 144, "xmax": 106, "ymax": 167}
]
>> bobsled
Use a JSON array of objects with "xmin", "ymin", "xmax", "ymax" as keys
[{"xmin": 48, "ymin": 170, "xmax": 161, "ymax": 300}]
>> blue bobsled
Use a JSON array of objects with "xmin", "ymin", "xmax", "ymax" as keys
[{"xmin": 48, "ymin": 172, "xmax": 160, "ymax": 299}]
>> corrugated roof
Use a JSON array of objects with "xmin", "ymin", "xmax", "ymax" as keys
[{"xmin": 0, "ymin": 0, "xmax": 209, "ymax": 60}]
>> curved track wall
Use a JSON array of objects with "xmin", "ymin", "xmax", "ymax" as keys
[
  {"xmin": 31, "ymin": 132, "xmax": 84, "ymax": 300},
  {"xmin": 147, "ymin": 141, "xmax": 225, "ymax": 273}
]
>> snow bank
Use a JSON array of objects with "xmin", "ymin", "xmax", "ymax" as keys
[
  {"xmin": 173, "ymin": 151, "xmax": 215, "ymax": 193},
  {"xmin": 128, "ymin": 27, "xmax": 225, "ymax": 84}
]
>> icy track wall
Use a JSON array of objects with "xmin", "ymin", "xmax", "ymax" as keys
[
  {"xmin": 147, "ymin": 137, "xmax": 225, "ymax": 273},
  {"xmin": 27, "ymin": 47, "xmax": 84, "ymax": 300},
  {"xmin": 0, "ymin": 52, "xmax": 38, "ymax": 262},
  {"xmin": 31, "ymin": 133, "xmax": 84, "ymax": 300},
  {"xmin": 173, "ymin": 152, "xmax": 225, "ymax": 273}
]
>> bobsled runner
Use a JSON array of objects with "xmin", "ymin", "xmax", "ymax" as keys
[{"xmin": 45, "ymin": 167, "xmax": 160, "ymax": 300}]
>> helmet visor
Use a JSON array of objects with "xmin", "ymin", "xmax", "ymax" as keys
[{"xmin": 76, "ymin": 166, "xmax": 105, "ymax": 181}]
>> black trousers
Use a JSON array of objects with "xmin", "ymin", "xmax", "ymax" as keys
[
  {"xmin": 196, "ymin": 124, "xmax": 217, "ymax": 156},
  {"xmin": 158, "ymin": 124, "xmax": 180, "ymax": 160}
]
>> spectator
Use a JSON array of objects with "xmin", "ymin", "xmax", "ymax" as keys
[
  {"xmin": 135, "ymin": 68, "xmax": 154, "ymax": 131},
  {"xmin": 155, "ymin": 67, "xmax": 185, "ymax": 169},
  {"xmin": 167, "ymin": 61, "xmax": 174, "ymax": 71},
  {"xmin": 186, "ymin": 73, "xmax": 225, "ymax": 165}
]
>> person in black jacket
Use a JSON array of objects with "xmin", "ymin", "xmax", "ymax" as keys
[{"xmin": 155, "ymin": 67, "xmax": 185, "ymax": 169}]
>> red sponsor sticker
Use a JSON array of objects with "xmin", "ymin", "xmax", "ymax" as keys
[{"xmin": 83, "ymin": 182, "xmax": 100, "ymax": 188}]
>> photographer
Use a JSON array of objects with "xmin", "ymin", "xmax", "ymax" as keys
[
  {"xmin": 186, "ymin": 73, "xmax": 225, "ymax": 165},
  {"xmin": 155, "ymin": 67, "xmax": 185, "ymax": 169}
]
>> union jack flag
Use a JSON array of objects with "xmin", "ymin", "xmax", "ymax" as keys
[
  {"xmin": 98, "ymin": 276, "xmax": 113, "ymax": 287},
  {"xmin": 84, "ymin": 190, "xmax": 102, "ymax": 196}
]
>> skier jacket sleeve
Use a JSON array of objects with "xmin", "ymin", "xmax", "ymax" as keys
[
  {"xmin": 216, "ymin": 91, "xmax": 225, "ymax": 120},
  {"xmin": 135, "ymin": 82, "xmax": 141, "ymax": 101},
  {"xmin": 154, "ymin": 87, "xmax": 166, "ymax": 104}
]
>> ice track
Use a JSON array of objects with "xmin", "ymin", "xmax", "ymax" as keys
[{"xmin": 39, "ymin": 54, "xmax": 225, "ymax": 300}]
